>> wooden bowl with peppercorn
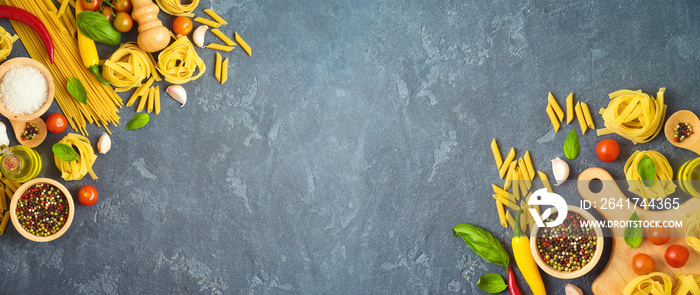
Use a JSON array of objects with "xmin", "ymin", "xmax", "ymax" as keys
[
  {"xmin": 9, "ymin": 178, "xmax": 74, "ymax": 242},
  {"xmin": 529, "ymin": 205, "xmax": 604, "ymax": 279}
]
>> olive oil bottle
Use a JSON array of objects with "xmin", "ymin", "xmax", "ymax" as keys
[{"xmin": 0, "ymin": 145, "xmax": 41, "ymax": 183}]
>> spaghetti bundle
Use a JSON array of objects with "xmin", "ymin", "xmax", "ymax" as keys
[
  {"xmin": 102, "ymin": 42, "xmax": 159, "ymax": 92},
  {"xmin": 0, "ymin": 26, "xmax": 18, "ymax": 62},
  {"xmin": 156, "ymin": 36, "xmax": 206, "ymax": 84},
  {"xmin": 54, "ymin": 133, "xmax": 97, "ymax": 181},
  {"xmin": 156, "ymin": 0, "xmax": 199, "ymax": 16},
  {"xmin": 623, "ymin": 272, "xmax": 673, "ymax": 295},
  {"xmin": 597, "ymin": 88, "xmax": 667, "ymax": 144},
  {"xmin": 624, "ymin": 150, "xmax": 676, "ymax": 200},
  {"xmin": 2, "ymin": 0, "xmax": 122, "ymax": 135}
]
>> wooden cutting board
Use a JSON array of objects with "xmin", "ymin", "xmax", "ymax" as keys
[{"xmin": 577, "ymin": 167, "xmax": 700, "ymax": 294}]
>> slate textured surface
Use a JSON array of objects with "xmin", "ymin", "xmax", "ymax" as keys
[{"xmin": 0, "ymin": 0, "xmax": 699, "ymax": 294}]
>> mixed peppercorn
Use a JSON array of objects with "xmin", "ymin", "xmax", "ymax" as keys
[
  {"xmin": 673, "ymin": 122, "xmax": 693, "ymax": 142},
  {"xmin": 536, "ymin": 212, "xmax": 597, "ymax": 272},
  {"xmin": 15, "ymin": 183, "xmax": 69, "ymax": 236},
  {"xmin": 21, "ymin": 122, "xmax": 39, "ymax": 141}
]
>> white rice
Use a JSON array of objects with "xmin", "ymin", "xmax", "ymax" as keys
[{"xmin": 0, "ymin": 65, "xmax": 48, "ymax": 115}]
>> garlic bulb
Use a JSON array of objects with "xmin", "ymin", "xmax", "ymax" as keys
[
  {"xmin": 551, "ymin": 157, "xmax": 570, "ymax": 186},
  {"xmin": 97, "ymin": 133, "xmax": 111, "ymax": 154},
  {"xmin": 166, "ymin": 85, "xmax": 187, "ymax": 107},
  {"xmin": 192, "ymin": 25, "xmax": 208, "ymax": 48}
]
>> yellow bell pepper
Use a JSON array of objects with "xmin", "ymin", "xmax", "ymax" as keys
[
  {"xmin": 76, "ymin": 4, "xmax": 108, "ymax": 85},
  {"xmin": 513, "ymin": 209, "xmax": 547, "ymax": 295}
]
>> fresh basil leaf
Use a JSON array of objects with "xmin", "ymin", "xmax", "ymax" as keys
[
  {"xmin": 452, "ymin": 223, "xmax": 510, "ymax": 267},
  {"xmin": 52, "ymin": 143, "xmax": 78, "ymax": 162},
  {"xmin": 563, "ymin": 129, "xmax": 580, "ymax": 160},
  {"xmin": 76, "ymin": 11, "xmax": 122, "ymax": 46},
  {"xmin": 638, "ymin": 155, "xmax": 656, "ymax": 188},
  {"xmin": 67, "ymin": 77, "xmax": 87, "ymax": 104},
  {"xmin": 476, "ymin": 273, "xmax": 508, "ymax": 293},
  {"xmin": 126, "ymin": 113, "xmax": 150, "ymax": 130},
  {"xmin": 624, "ymin": 212, "xmax": 643, "ymax": 249}
]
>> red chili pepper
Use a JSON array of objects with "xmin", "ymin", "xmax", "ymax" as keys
[
  {"xmin": 0, "ymin": 5, "xmax": 54, "ymax": 64},
  {"xmin": 508, "ymin": 266, "xmax": 523, "ymax": 295}
]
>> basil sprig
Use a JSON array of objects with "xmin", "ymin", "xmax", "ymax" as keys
[
  {"xmin": 452, "ymin": 223, "xmax": 510, "ymax": 267},
  {"xmin": 67, "ymin": 77, "xmax": 87, "ymax": 104},
  {"xmin": 476, "ymin": 273, "xmax": 507, "ymax": 293},
  {"xmin": 624, "ymin": 211, "xmax": 643, "ymax": 249},
  {"xmin": 637, "ymin": 155, "xmax": 656, "ymax": 187},
  {"xmin": 563, "ymin": 129, "xmax": 580, "ymax": 160},
  {"xmin": 52, "ymin": 143, "xmax": 79, "ymax": 162},
  {"xmin": 126, "ymin": 113, "xmax": 150, "ymax": 130}
]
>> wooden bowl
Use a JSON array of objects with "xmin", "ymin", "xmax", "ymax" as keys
[
  {"xmin": 9, "ymin": 178, "xmax": 74, "ymax": 242},
  {"xmin": 0, "ymin": 58, "xmax": 55, "ymax": 121},
  {"xmin": 529, "ymin": 205, "xmax": 605, "ymax": 279}
]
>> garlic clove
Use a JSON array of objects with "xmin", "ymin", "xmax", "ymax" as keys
[
  {"xmin": 97, "ymin": 133, "xmax": 111, "ymax": 154},
  {"xmin": 192, "ymin": 25, "xmax": 208, "ymax": 48},
  {"xmin": 166, "ymin": 85, "xmax": 187, "ymax": 107},
  {"xmin": 565, "ymin": 284, "xmax": 583, "ymax": 295},
  {"xmin": 0, "ymin": 122, "xmax": 8, "ymax": 147},
  {"xmin": 551, "ymin": 157, "xmax": 570, "ymax": 186}
]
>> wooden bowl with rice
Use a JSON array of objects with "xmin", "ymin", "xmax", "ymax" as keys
[{"xmin": 0, "ymin": 57, "xmax": 54, "ymax": 121}]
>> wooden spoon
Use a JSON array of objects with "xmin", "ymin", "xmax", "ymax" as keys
[
  {"xmin": 664, "ymin": 110, "xmax": 700, "ymax": 155},
  {"xmin": 10, "ymin": 118, "xmax": 46, "ymax": 148}
]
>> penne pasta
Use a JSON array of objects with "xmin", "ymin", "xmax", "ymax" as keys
[
  {"xmin": 147, "ymin": 86, "xmax": 155, "ymax": 113},
  {"xmin": 235, "ymin": 32, "xmax": 251, "ymax": 56},
  {"xmin": 504, "ymin": 160, "xmax": 516, "ymax": 190},
  {"xmin": 206, "ymin": 43, "xmax": 235, "ymax": 52},
  {"xmin": 210, "ymin": 29, "xmax": 236, "ymax": 46},
  {"xmin": 566, "ymin": 92, "xmax": 574, "ymax": 124},
  {"xmin": 194, "ymin": 17, "xmax": 221, "ymax": 28},
  {"xmin": 506, "ymin": 211, "xmax": 515, "ymax": 231},
  {"xmin": 512, "ymin": 167, "xmax": 520, "ymax": 201},
  {"xmin": 496, "ymin": 200, "xmax": 507, "ymax": 228},
  {"xmin": 498, "ymin": 148, "xmax": 515, "ymax": 179},
  {"xmin": 204, "ymin": 9, "xmax": 228, "ymax": 25},
  {"xmin": 581, "ymin": 101, "xmax": 595, "ymax": 129},
  {"xmin": 518, "ymin": 168, "xmax": 529, "ymax": 197},
  {"xmin": 548, "ymin": 92, "xmax": 564, "ymax": 121},
  {"xmin": 492, "ymin": 184, "xmax": 509, "ymax": 199},
  {"xmin": 524, "ymin": 151, "xmax": 535, "ymax": 181},
  {"xmin": 546, "ymin": 103, "xmax": 560, "ymax": 132},
  {"xmin": 491, "ymin": 138, "xmax": 503, "ymax": 171},
  {"xmin": 538, "ymin": 171, "xmax": 553, "ymax": 193},
  {"xmin": 575, "ymin": 101, "xmax": 588, "ymax": 134},
  {"xmin": 492, "ymin": 193, "xmax": 509, "ymax": 206},
  {"xmin": 215, "ymin": 52, "xmax": 222, "ymax": 82},
  {"xmin": 0, "ymin": 211, "xmax": 8, "ymax": 235},
  {"xmin": 154, "ymin": 85, "xmax": 161, "ymax": 114},
  {"xmin": 221, "ymin": 58, "xmax": 228, "ymax": 84}
]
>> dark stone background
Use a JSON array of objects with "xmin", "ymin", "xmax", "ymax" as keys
[{"xmin": 0, "ymin": 1, "xmax": 699, "ymax": 294}]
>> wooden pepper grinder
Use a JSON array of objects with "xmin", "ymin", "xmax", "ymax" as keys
[{"xmin": 131, "ymin": 0, "xmax": 170, "ymax": 52}]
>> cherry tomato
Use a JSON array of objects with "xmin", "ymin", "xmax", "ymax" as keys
[
  {"xmin": 596, "ymin": 139, "xmax": 620, "ymax": 162},
  {"xmin": 172, "ymin": 16, "xmax": 193, "ymax": 36},
  {"xmin": 100, "ymin": 6, "xmax": 114, "ymax": 22},
  {"xmin": 80, "ymin": 0, "xmax": 101, "ymax": 11},
  {"xmin": 78, "ymin": 185, "xmax": 98, "ymax": 206},
  {"xmin": 647, "ymin": 226, "xmax": 671, "ymax": 245},
  {"xmin": 111, "ymin": 0, "xmax": 132, "ymax": 13},
  {"xmin": 665, "ymin": 245, "xmax": 690, "ymax": 268},
  {"xmin": 113, "ymin": 12, "xmax": 133, "ymax": 33},
  {"xmin": 631, "ymin": 253, "xmax": 655, "ymax": 275},
  {"xmin": 46, "ymin": 113, "xmax": 68, "ymax": 133}
]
